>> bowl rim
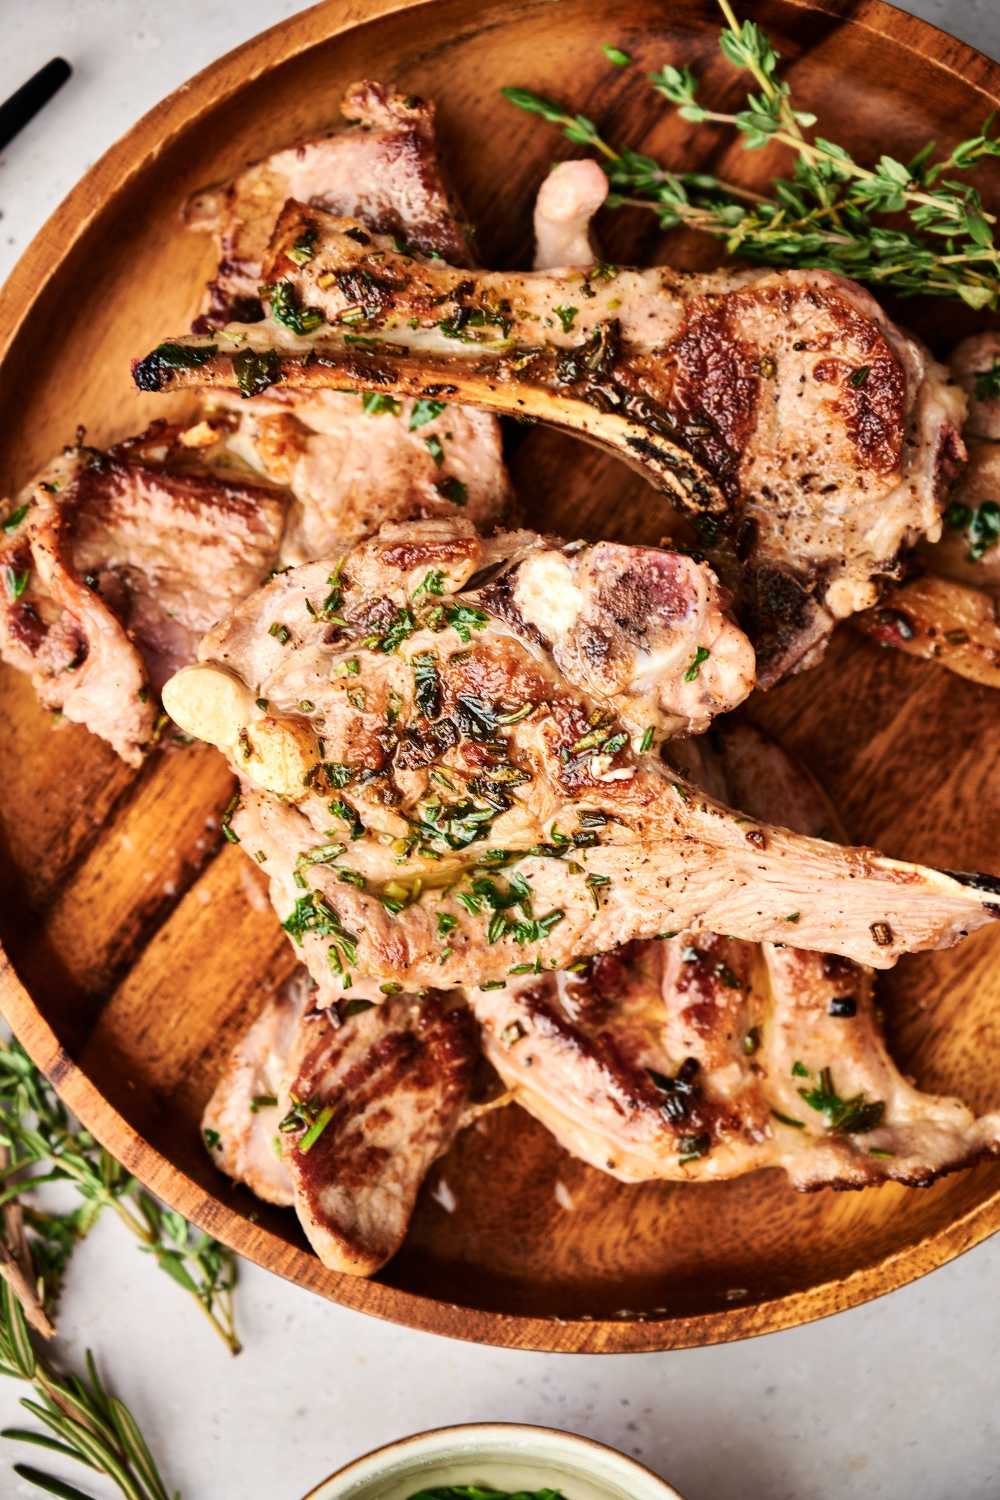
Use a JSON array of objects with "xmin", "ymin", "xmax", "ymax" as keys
[
  {"xmin": 3, "ymin": 0, "xmax": 1000, "ymax": 1355},
  {"xmin": 297, "ymin": 1421, "xmax": 688, "ymax": 1500}
]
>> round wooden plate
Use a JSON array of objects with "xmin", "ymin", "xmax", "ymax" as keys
[{"xmin": 3, "ymin": 0, "xmax": 1000, "ymax": 1354}]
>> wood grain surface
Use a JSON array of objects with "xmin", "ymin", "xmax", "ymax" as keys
[{"xmin": 2, "ymin": 0, "xmax": 1000, "ymax": 1353}]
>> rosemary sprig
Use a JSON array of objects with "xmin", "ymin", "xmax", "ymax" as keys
[
  {"xmin": 0, "ymin": 1039, "xmax": 240, "ymax": 1355},
  {"xmin": 503, "ymin": 0, "xmax": 1000, "ymax": 309},
  {"xmin": 0, "ymin": 1276, "xmax": 175, "ymax": 1500}
]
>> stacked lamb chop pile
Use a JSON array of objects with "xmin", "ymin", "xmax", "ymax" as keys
[{"xmin": 4, "ymin": 82, "xmax": 1000, "ymax": 1278}]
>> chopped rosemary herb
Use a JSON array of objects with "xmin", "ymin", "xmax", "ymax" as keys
[
  {"xmin": 5, "ymin": 566, "xmax": 30, "ymax": 601},
  {"xmin": 683, "ymin": 645, "xmax": 711, "ymax": 682},
  {"xmin": 2, "ymin": 504, "xmax": 28, "ymax": 533},
  {"xmin": 798, "ymin": 1066, "xmax": 885, "ymax": 1135}
]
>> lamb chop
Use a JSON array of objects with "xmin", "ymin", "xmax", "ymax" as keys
[
  {"xmin": 477, "ymin": 722, "xmax": 1000, "ymax": 1190},
  {"xmin": 134, "ymin": 195, "xmax": 965, "ymax": 687},
  {"xmin": 185, "ymin": 79, "xmax": 474, "ymax": 332},
  {"xmin": 197, "ymin": 388, "xmax": 512, "ymax": 564},
  {"xmin": 181, "ymin": 79, "xmax": 510, "ymax": 557},
  {"xmin": 203, "ymin": 971, "xmax": 477, "ymax": 1273},
  {"xmin": 158, "ymin": 515, "xmax": 997, "ymax": 998},
  {"xmin": 0, "ymin": 439, "xmax": 287, "ymax": 764},
  {"xmin": 855, "ymin": 348, "xmax": 1000, "ymax": 690}
]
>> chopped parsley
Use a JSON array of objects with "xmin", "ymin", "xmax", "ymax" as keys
[
  {"xmin": 269, "ymin": 279, "xmax": 324, "ymax": 335},
  {"xmin": 328, "ymin": 798, "xmax": 365, "ymax": 840},
  {"xmin": 443, "ymin": 602, "xmax": 488, "ymax": 642},
  {"xmin": 553, "ymin": 305, "xmax": 579, "ymax": 332},
  {"xmin": 232, "ymin": 346, "xmax": 283, "ymax": 398},
  {"xmin": 152, "ymin": 341, "xmax": 218, "ymax": 369},
  {"xmin": 409, "ymin": 399, "xmax": 447, "ymax": 430},
  {"xmin": 944, "ymin": 498, "xmax": 1000, "ymax": 562},
  {"xmin": 975, "ymin": 354, "xmax": 1000, "ymax": 400},
  {"xmin": 286, "ymin": 227, "xmax": 318, "ymax": 264},
  {"xmin": 425, "ymin": 434, "xmax": 445, "ymax": 466},
  {"xmin": 412, "ymin": 651, "xmax": 441, "ymax": 719},
  {"xmin": 412, "ymin": 568, "xmax": 446, "ymax": 598},
  {"xmin": 361, "ymin": 392, "xmax": 402, "ymax": 417},
  {"xmin": 435, "ymin": 476, "xmax": 468, "ymax": 506},
  {"xmin": 204, "ymin": 1129, "xmax": 221, "ymax": 1150}
]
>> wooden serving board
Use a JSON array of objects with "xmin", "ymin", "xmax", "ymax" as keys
[{"xmin": 2, "ymin": 0, "xmax": 1000, "ymax": 1353}]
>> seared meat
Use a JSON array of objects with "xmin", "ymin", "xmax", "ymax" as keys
[
  {"xmin": 278, "ymin": 989, "xmax": 476, "ymax": 1273},
  {"xmin": 200, "ymin": 389, "xmax": 512, "ymax": 564},
  {"xmin": 136, "ymin": 202, "xmax": 966, "ymax": 686},
  {"xmin": 479, "ymin": 722, "xmax": 1000, "ymax": 1190},
  {"xmin": 0, "ymin": 444, "xmax": 286, "ymax": 764},
  {"xmin": 949, "ymin": 331, "xmax": 1000, "ymax": 441},
  {"xmin": 915, "ymin": 440, "xmax": 1000, "ymax": 594},
  {"xmin": 202, "ymin": 968, "xmax": 313, "ymax": 1206},
  {"xmin": 185, "ymin": 79, "xmax": 473, "ymax": 331},
  {"xmin": 159, "ymin": 517, "xmax": 996, "ymax": 997},
  {"xmin": 203, "ymin": 974, "xmax": 476, "ymax": 1272},
  {"xmin": 857, "ymin": 379, "xmax": 1000, "ymax": 690},
  {"xmin": 181, "ymin": 80, "xmax": 510, "ymax": 556}
]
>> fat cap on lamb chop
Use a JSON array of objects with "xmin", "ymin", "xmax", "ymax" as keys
[
  {"xmin": 135, "ymin": 195, "xmax": 966, "ymax": 688},
  {"xmin": 158, "ymin": 516, "xmax": 998, "ymax": 998}
]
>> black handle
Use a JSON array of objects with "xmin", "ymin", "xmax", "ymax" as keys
[{"xmin": 0, "ymin": 58, "xmax": 72, "ymax": 154}]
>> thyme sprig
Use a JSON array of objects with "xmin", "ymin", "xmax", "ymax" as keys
[
  {"xmin": 0, "ymin": 1039, "xmax": 240, "ymax": 1355},
  {"xmin": 503, "ymin": 0, "xmax": 1000, "ymax": 308},
  {"xmin": 0, "ymin": 1277, "xmax": 174, "ymax": 1500}
]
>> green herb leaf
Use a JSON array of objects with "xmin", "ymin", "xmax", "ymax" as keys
[
  {"xmin": 408, "ymin": 399, "xmax": 447, "ymax": 430},
  {"xmin": 602, "ymin": 45, "xmax": 632, "ymax": 66},
  {"xmin": 435, "ymin": 476, "xmax": 468, "ymax": 507},
  {"xmin": 2, "ymin": 505, "xmax": 29, "ymax": 534},
  {"xmin": 683, "ymin": 645, "xmax": 710, "ymax": 682},
  {"xmin": 232, "ymin": 346, "xmax": 283, "ymax": 398}
]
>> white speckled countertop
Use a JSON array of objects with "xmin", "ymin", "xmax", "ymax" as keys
[{"xmin": 2, "ymin": 3, "xmax": 1000, "ymax": 1498}]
